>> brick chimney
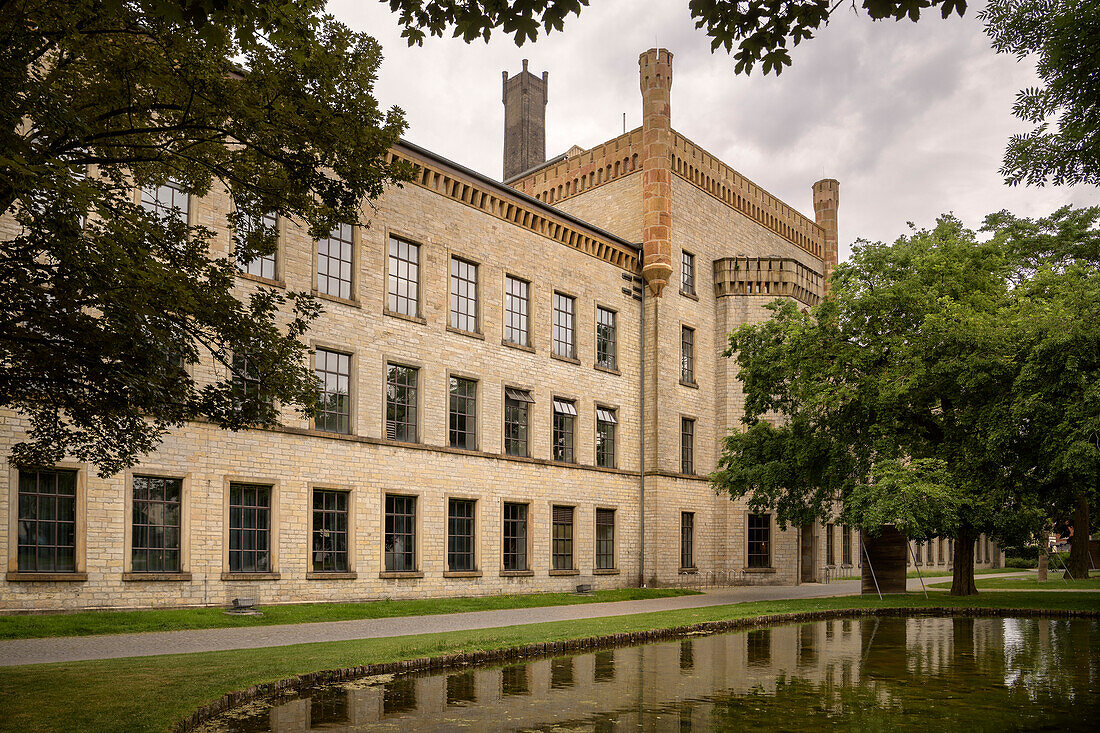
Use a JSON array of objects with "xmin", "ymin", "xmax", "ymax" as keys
[
  {"xmin": 639, "ymin": 48, "xmax": 673, "ymax": 296},
  {"xmin": 502, "ymin": 60, "xmax": 548, "ymax": 181},
  {"xmin": 812, "ymin": 179, "xmax": 840, "ymax": 293}
]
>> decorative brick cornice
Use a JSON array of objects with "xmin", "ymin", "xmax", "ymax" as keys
[
  {"xmin": 389, "ymin": 142, "xmax": 639, "ymax": 274},
  {"xmin": 507, "ymin": 128, "xmax": 644, "ymax": 206},
  {"xmin": 714, "ymin": 256, "xmax": 823, "ymax": 307},
  {"xmin": 671, "ymin": 132, "xmax": 826, "ymax": 260}
]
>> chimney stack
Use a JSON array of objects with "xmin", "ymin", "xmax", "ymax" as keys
[
  {"xmin": 502, "ymin": 60, "xmax": 548, "ymax": 180},
  {"xmin": 639, "ymin": 48, "xmax": 674, "ymax": 296}
]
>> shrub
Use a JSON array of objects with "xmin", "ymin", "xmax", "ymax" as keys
[{"xmin": 1006, "ymin": 557, "xmax": 1037, "ymax": 569}]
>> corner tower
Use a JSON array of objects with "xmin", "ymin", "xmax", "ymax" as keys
[
  {"xmin": 502, "ymin": 60, "xmax": 548, "ymax": 181},
  {"xmin": 639, "ymin": 48, "xmax": 673, "ymax": 296},
  {"xmin": 813, "ymin": 179, "xmax": 840, "ymax": 292}
]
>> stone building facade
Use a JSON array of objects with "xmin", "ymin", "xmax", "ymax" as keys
[{"xmin": 1, "ymin": 49, "xmax": 998, "ymax": 611}]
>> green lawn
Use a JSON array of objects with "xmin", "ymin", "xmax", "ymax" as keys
[
  {"xmin": 0, "ymin": 588, "xmax": 695, "ymax": 641},
  {"xmin": 907, "ymin": 567, "xmax": 1022, "ymax": 579},
  {"xmin": 928, "ymin": 573, "xmax": 1100, "ymax": 590},
  {"xmin": 1, "ymin": 592, "xmax": 1096, "ymax": 733}
]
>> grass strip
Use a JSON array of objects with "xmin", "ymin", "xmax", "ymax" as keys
[
  {"xmin": 1, "ymin": 591, "xmax": 1097, "ymax": 733},
  {"xmin": 0, "ymin": 588, "xmax": 695, "ymax": 641},
  {"xmin": 928, "ymin": 575, "xmax": 1100, "ymax": 590},
  {"xmin": 906, "ymin": 567, "xmax": 1022, "ymax": 579}
]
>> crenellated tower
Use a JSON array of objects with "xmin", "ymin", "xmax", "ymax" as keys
[
  {"xmin": 813, "ymin": 179, "xmax": 840, "ymax": 292},
  {"xmin": 502, "ymin": 60, "xmax": 548, "ymax": 181},
  {"xmin": 639, "ymin": 48, "xmax": 673, "ymax": 297}
]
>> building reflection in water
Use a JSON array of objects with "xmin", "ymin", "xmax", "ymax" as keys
[{"xmin": 211, "ymin": 617, "xmax": 1098, "ymax": 732}]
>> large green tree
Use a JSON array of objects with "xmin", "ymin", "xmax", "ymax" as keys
[
  {"xmin": 711, "ymin": 215, "xmax": 1040, "ymax": 596},
  {"xmin": 1, "ymin": 1, "xmax": 407, "ymax": 475}
]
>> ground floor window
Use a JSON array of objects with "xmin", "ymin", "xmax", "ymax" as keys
[
  {"xmin": 132, "ymin": 475, "xmax": 182, "ymax": 573},
  {"xmin": 312, "ymin": 489, "xmax": 349, "ymax": 573},
  {"xmin": 503, "ymin": 502, "xmax": 529, "ymax": 571},
  {"xmin": 229, "ymin": 483, "xmax": 271, "ymax": 573},
  {"xmin": 747, "ymin": 513, "xmax": 771, "ymax": 568},
  {"xmin": 842, "ymin": 525, "xmax": 852, "ymax": 565},
  {"xmin": 447, "ymin": 498, "xmax": 476, "ymax": 572},
  {"xmin": 551, "ymin": 505, "xmax": 574, "ymax": 570},
  {"xmin": 385, "ymin": 494, "xmax": 416, "ymax": 572},
  {"xmin": 595, "ymin": 508, "xmax": 615, "ymax": 569},
  {"xmin": 681, "ymin": 512, "xmax": 695, "ymax": 568},
  {"xmin": 826, "ymin": 523, "xmax": 835, "ymax": 566},
  {"xmin": 17, "ymin": 469, "xmax": 77, "ymax": 573}
]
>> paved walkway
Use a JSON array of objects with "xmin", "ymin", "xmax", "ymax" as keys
[{"xmin": 0, "ymin": 574, "xmax": 1045, "ymax": 667}]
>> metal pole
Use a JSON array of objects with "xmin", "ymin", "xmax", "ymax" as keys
[
  {"xmin": 907, "ymin": 541, "xmax": 929, "ymax": 599},
  {"xmin": 860, "ymin": 536, "xmax": 882, "ymax": 601},
  {"xmin": 637, "ymin": 272, "xmax": 646, "ymax": 588}
]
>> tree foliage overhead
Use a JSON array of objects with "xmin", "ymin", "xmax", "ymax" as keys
[
  {"xmin": 385, "ymin": 0, "xmax": 967, "ymax": 75},
  {"xmin": 980, "ymin": 0, "xmax": 1100, "ymax": 187},
  {"xmin": 1, "ymin": 0, "xmax": 408, "ymax": 475}
]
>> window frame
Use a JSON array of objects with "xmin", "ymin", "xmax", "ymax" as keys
[
  {"xmin": 595, "ymin": 305, "xmax": 617, "ymax": 371},
  {"xmin": 747, "ymin": 513, "xmax": 772, "ymax": 569},
  {"xmin": 235, "ymin": 210, "xmax": 281, "ymax": 283},
  {"xmin": 123, "ymin": 469, "xmax": 189, "ymax": 579},
  {"xmin": 595, "ymin": 507, "xmax": 616, "ymax": 571},
  {"xmin": 138, "ymin": 179, "xmax": 190, "ymax": 225},
  {"xmin": 826, "ymin": 522, "xmax": 835, "ymax": 566},
  {"xmin": 129, "ymin": 475, "xmax": 184, "ymax": 575},
  {"xmin": 681, "ymin": 250, "xmax": 696, "ymax": 295},
  {"xmin": 314, "ymin": 223, "xmax": 356, "ymax": 302},
  {"xmin": 843, "ymin": 525, "xmax": 853, "ymax": 565},
  {"xmin": 446, "ymin": 496, "xmax": 478, "ymax": 574},
  {"xmin": 386, "ymin": 234, "xmax": 421, "ymax": 319},
  {"xmin": 313, "ymin": 346, "xmax": 354, "ymax": 435},
  {"xmin": 552, "ymin": 397, "xmax": 577, "ymax": 463},
  {"xmin": 503, "ymin": 274, "xmax": 532, "ymax": 348},
  {"xmin": 501, "ymin": 500, "xmax": 531, "ymax": 573},
  {"xmin": 552, "ymin": 291, "xmax": 577, "ymax": 361},
  {"xmin": 449, "ymin": 255, "xmax": 481, "ymax": 334},
  {"xmin": 385, "ymin": 361, "xmax": 419, "ymax": 444},
  {"xmin": 503, "ymin": 386, "xmax": 533, "ymax": 458},
  {"xmin": 9, "ymin": 466, "xmax": 87, "ymax": 580},
  {"xmin": 680, "ymin": 511, "xmax": 695, "ymax": 570},
  {"xmin": 681, "ymin": 325, "xmax": 695, "ymax": 385},
  {"xmin": 382, "ymin": 493, "xmax": 419, "ymax": 575},
  {"xmin": 550, "ymin": 504, "xmax": 575, "ymax": 572},
  {"xmin": 223, "ymin": 479, "xmax": 279, "ymax": 577},
  {"xmin": 307, "ymin": 485, "xmax": 354, "ymax": 577},
  {"xmin": 447, "ymin": 374, "xmax": 478, "ymax": 451},
  {"xmin": 595, "ymin": 405, "xmax": 617, "ymax": 469},
  {"xmin": 680, "ymin": 417, "xmax": 695, "ymax": 475}
]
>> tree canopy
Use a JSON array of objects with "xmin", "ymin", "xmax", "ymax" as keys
[
  {"xmin": 710, "ymin": 208, "xmax": 1100, "ymax": 594},
  {"xmin": 1, "ymin": 1, "xmax": 408, "ymax": 475}
]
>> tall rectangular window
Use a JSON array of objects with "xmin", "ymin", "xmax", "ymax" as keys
[
  {"xmin": 681, "ymin": 417, "xmax": 695, "ymax": 474},
  {"xmin": 595, "ymin": 306, "xmax": 617, "ymax": 370},
  {"xmin": 141, "ymin": 179, "xmax": 189, "ymax": 223},
  {"xmin": 937, "ymin": 537, "xmax": 944, "ymax": 564},
  {"xmin": 387, "ymin": 236, "xmax": 420, "ymax": 316},
  {"xmin": 552, "ymin": 398, "xmax": 576, "ymax": 463},
  {"xmin": 237, "ymin": 211, "xmax": 278, "ymax": 280},
  {"xmin": 503, "ymin": 388, "xmax": 533, "ymax": 457},
  {"xmin": 502, "ymin": 502, "xmax": 528, "ymax": 571},
  {"xmin": 386, "ymin": 363, "xmax": 418, "ymax": 442},
  {"xmin": 504, "ymin": 275, "xmax": 530, "ymax": 346},
  {"xmin": 450, "ymin": 257, "xmax": 479, "ymax": 332},
  {"xmin": 314, "ymin": 349, "xmax": 351, "ymax": 434},
  {"xmin": 447, "ymin": 498, "xmax": 476, "ymax": 572},
  {"xmin": 843, "ymin": 526, "xmax": 853, "ymax": 565},
  {"xmin": 131, "ymin": 476, "xmax": 182, "ymax": 573},
  {"xmin": 449, "ymin": 376, "xmax": 477, "ymax": 450},
  {"xmin": 595, "ymin": 508, "xmax": 615, "ymax": 570},
  {"xmin": 384, "ymin": 494, "xmax": 416, "ymax": 572},
  {"xmin": 17, "ymin": 469, "xmax": 77, "ymax": 573},
  {"xmin": 826, "ymin": 523, "xmax": 835, "ymax": 565},
  {"xmin": 596, "ymin": 407, "xmax": 617, "ymax": 468},
  {"xmin": 682, "ymin": 250, "xmax": 696, "ymax": 295},
  {"xmin": 681, "ymin": 326, "xmax": 695, "ymax": 383},
  {"xmin": 229, "ymin": 483, "xmax": 271, "ymax": 573},
  {"xmin": 317, "ymin": 223, "xmax": 354, "ymax": 300},
  {"xmin": 681, "ymin": 512, "xmax": 695, "ymax": 569},
  {"xmin": 747, "ymin": 513, "xmax": 771, "ymax": 568},
  {"xmin": 552, "ymin": 505, "xmax": 574, "ymax": 570},
  {"xmin": 312, "ymin": 489, "xmax": 348, "ymax": 573},
  {"xmin": 232, "ymin": 352, "xmax": 263, "ymax": 402},
  {"xmin": 553, "ymin": 292, "xmax": 576, "ymax": 359}
]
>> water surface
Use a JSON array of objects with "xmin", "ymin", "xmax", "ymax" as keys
[{"xmin": 202, "ymin": 616, "xmax": 1099, "ymax": 731}]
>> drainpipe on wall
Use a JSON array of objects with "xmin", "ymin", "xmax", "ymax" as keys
[{"xmin": 637, "ymin": 268, "xmax": 646, "ymax": 587}]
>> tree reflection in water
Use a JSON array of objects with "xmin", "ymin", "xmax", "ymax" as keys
[{"xmin": 201, "ymin": 617, "xmax": 1099, "ymax": 732}]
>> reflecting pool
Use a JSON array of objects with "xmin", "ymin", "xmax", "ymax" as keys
[{"xmin": 200, "ymin": 617, "xmax": 1099, "ymax": 731}]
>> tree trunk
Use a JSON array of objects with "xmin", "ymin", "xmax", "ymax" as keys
[
  {"xmin": 950, "ymin": 526, "xmax": 977, "ymax": 596},
  {"xmin": 1064, "ymin": 494, "xmax": 1091, "ymax": 580}
]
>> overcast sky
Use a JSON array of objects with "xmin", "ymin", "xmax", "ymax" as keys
[{"xmin": 331, "ymin": 0, "xmax": 1094, "ymax": 261}]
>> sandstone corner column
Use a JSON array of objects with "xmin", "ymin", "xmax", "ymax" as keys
[
  {"xmin": 640, "ymin": 48, "xmax": 673, "ymax": 297},
  {"xmin": 813, "ymin": 178, "xmax": 839, "ymax": 294}
]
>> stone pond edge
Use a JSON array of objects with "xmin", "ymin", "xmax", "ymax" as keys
[{"xmin": 174, "ymin": 605, "xmax": 1100, "ymax": 732}]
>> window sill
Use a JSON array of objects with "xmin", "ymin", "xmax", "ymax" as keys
[
  {"xmin": 500, "ymin": 570, "xmax": 534, "ymax": 577},
  {"xmin": 221, "ymin": 572, "xmax": 281, "ymax": 581},
  {"xmin": 306, "ymin": 572, "xmax": 358, "ymax": 580},
  {"xmin": 313, "ymin": 426, "xmax": 355, "ymax": 437},
  {"xmin": 593, "ymin": 568, "xmax": 620, "ymax": 575},
  {"xmin": 383, "ymin": 308, "xmax": 426, "ymax": 325},
  {"xmin": 680, "ymin": 288, "xmax": 699, "ymax": 301},
  {"xmin": 447, "ymin": 325, "xmax": 485, "ymax": 340},
  {"xmin": 237, "ymin": 272, "xmax": 285, "ymax": 289},
  {"xmin": 6, "ymin": 572, "xmax": 87, "ymax": 582},
  {"xmin": 379, "ymin": 571, "xmax": 423, "ymax": 579},
  {"xmin": 550, "ymin": 353, "xmax": 581, "ymax": 366},
  {"xmin": 679, "ymin": 567, "xmax": 699, "ymax": 574},
  {"xmin": 594, "ymin": 363, "xmax": 620, "ymax": 376},
  {"xmin": 743, "ymin": 567, "xmax": 777, "ymax": 574},
  {"xmin": 549, "ymin": 569, "xmax": 580, "ymax": 576},
  {"xmin": 443, "ymin": 570, "xmax": 483, "ymax": 579},
  {"xmin": 502, "ymin": 338, "xmax": 536, "ymax": 353},
  {"xmin": 122, "ymin": 572, "xmax": 192, "ymax": 582},
  {"xmin": 680, "ymin": 379, "xmax": 699, "ymax": 389},
  {"xmin": 551, "ymin": 459, "xmax": 578, "ymax": 466},
  {"xmin": 314, "ymin": 291, "xmax": 360, "ymax": 308}
]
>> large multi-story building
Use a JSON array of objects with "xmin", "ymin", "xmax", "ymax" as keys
[{"xmin": 0, "ymin": 49, "xmax": 999, "ymax": 611}]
